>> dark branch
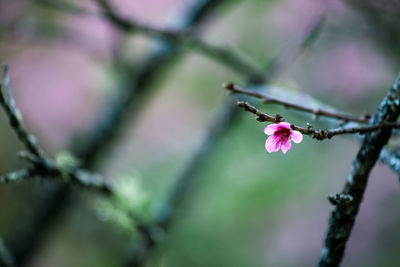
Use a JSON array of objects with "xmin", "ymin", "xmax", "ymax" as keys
[
  {"xmin": 224, "ymin": 83, "xmax": 370, "ymax": 123},
  {"xmin": 318, "ymin": 73, "xmax": 400, "ymax": 267},
  {"xmin": 237, "ymin": 101, "xmax": 399, "ymax": 140}
]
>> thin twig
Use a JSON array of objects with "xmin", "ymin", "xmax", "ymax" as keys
[
  {"xmin": 318, "ymin": 73, "xmax": 400, "ymax": 267},
  {"xmin": 237, "ymin": 101, "xmax": 399, "ymax": 140},
  {"xmin": 225, "ymin": 83, "xmax": 370, "ymax": 123},
  {"xmin": 0, "ymin": 65, "xmax": 113, "ymax": 194},
  {"xmin": 226, "ymin": 82, "xmax": 400, "ymax": 177},
  {"xmin": 0, "ymin": 65, "xmax": 45, "ymax": 158}
]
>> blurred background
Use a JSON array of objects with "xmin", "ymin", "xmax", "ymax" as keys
[{"xmin": 0, "ymin": 0, "xmax": 400, "ymax": 266}]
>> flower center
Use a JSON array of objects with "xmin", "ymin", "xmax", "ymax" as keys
[{"xmin": 274, "ymin": 127, "xmax": 291, "ymax": 143}]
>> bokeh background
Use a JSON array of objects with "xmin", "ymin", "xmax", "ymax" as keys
[{"xmin": 1, "ymin": 0, "xmax": 400, "ymax": 266}]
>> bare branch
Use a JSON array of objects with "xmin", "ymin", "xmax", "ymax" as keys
[
  {"xmin": 0, "ymin": 65, "xmax": 112, "ymax": 194},
  {"xmin": 319, "ymin": 73, "xmax": 400, "ymax": 267},
  {"xmin": 237, "ymin": 101, "xmax": 399, "ymax": 140},
  {"xmin": 10, "ymin": 1, "xmax": 230, "ymax": 266},
  {"xmin": 224, "ymin": 83, "xmax": 370, "ymax": 123},
  {"xmin": 0, "ymin": 64, "xmax": 45, "ymax": 158}
]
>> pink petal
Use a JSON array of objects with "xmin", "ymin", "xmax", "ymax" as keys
[
  {"xmin": 265, "ymin": 135, "xmax": 281, "ymax": 153},
  {"xmin": 278, "ymin": 122, "xmax": 291, "ymax": 129},
  {"xmin": 264, "ymin": 123, "xmax": 280, "ymax": 135},
  {"xmin": 280, "ymin": 140, "xmax": 292, "ymax": 154},
  {"xmin": 290, "ymin": 130, "xmax": 303, "ymax": 143}
]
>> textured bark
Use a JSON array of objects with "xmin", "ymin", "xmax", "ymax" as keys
[{"xmin": 319, "ymin": 74, "xmax": 400, "ymax": 267}]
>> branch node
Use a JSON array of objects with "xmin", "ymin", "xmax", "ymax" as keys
[{"xmin": 328, "ymin": 193, "xmax": 353, "ymax": 206}]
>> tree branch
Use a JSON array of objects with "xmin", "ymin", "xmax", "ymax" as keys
[
  {"xmin": 236, "ymin": 101, "xmax": 399, "ymax": 140},
  {"xmin": 318, "ymin": 73, "xmax": 400, "ymax": 266},
  {"xmin": 224, "ymin": 82, "xmax": 400, "ymax": 178},
  {"xmin": 0, "ymin": 65, "xmax": 45, "ymax": 158},
  {"xmin": 0, "ymin": 64, "xmax": 113, "ymax": 194},
  {"xmin": 6, "ymin": 1, "xmax": 230, "ymax": 266},
  {"xmin": 95, "ymin": 0, "xmax": 265, "ymax": 83},
  {"xmin": 224, "ymin": 83, "xmax": 370, "ymax": 123}
]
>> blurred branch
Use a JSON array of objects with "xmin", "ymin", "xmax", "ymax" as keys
[
  {"xmin": 224, "ymin": 83, "xmax": 370, "ymax": 123},
  {"xmin": 0, "ymin": 168, "xmax": 36, "ymax": 184},
  {"xmin": 8, "ymin": 1, "xmax": 230, "ymax": 266},
  {"xmin": 319, "ymin": 73, "xmax": 400, "ymax": 267},
  {"xmin": 124, "ymin": 11, "xmax": 327, "ymax": 267},
  {"xmin": 265, "ymin": 14, "xmax": 326, "ymax": 80},
  {"xmin": 125, "ymin": 99, "xmax": 239, "ymax": 266},
  {"xmin": 0, "ymin": 237, "xmax": 14, "ymax": 267},
  {"xmin": 95, "ymin": 0, "xmax": 265, "ymax": 83},
  {"xmin": 237, "ymin": 101, "xmax": 400, "ymax": 140},
  {"xmin": 0, "ymin": 64, "xmax": 112, "ymax": 194},
  {"xmin": 35, "ymin": 0, "xmax": 94, "ymax": 16},
  {"xmin": 38, "ymin": 0, "xmax": 266, "ymax": 82}
]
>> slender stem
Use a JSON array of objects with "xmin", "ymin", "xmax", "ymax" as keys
[
  {"xmin": 0, "ymin": 65, "xmax": 112, "ymax": 194},
  {"xmin": 319, "ymin": 73, "xmax": 400, "ymax": 267},
  {"xmin": 237, "ymin": 101, "xmax": 399, "ymax": 140},
  {"xmin": 0, "ymin": 65, "xmax": 45, "ymax": 158},
  {"xmin": 225, "ymin": 83, "xmax": 370, "ymax": 123}
]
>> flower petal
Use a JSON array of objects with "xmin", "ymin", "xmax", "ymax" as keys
[
  {"xmin": 290, "ymin": 130, "xmax": 303, "ymax": 143},
  {"xmin": 281, "ymin": 140, "xmax": 292, "ymax": 154},
  {"xmin": 265, "ymin": 136, "xmax": 281, "ymax": 153},
  {"xmin": 264, "ymin": 124, "xmax": 280, "ymax": 135},
  {"xmin": 278, "ymin": 122, "xmax": 291, "ymax": 129}
]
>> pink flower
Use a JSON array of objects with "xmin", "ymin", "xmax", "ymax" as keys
[{"xmin": 264, "ymin": 122, "xmax": 303, "ymax": 154}]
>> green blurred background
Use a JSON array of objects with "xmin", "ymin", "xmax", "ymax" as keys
[{"xmin": 0, "ymin": 0, "xmax": 400, "ymax": 266}]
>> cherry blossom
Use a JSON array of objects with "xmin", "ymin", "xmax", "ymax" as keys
[{"xmin": 264, "ymin": 122, "xmax": 303, "ymax": 154}]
